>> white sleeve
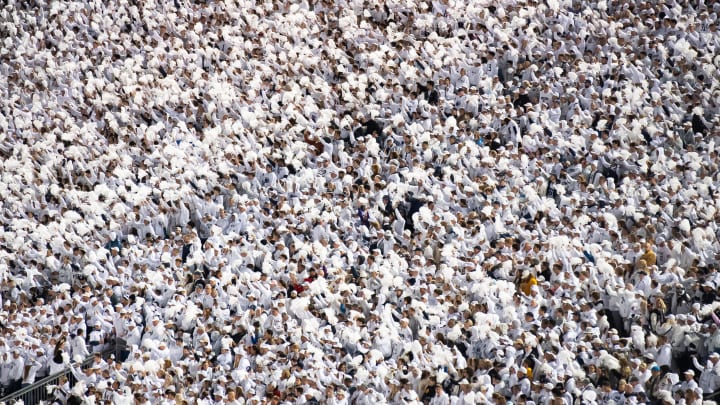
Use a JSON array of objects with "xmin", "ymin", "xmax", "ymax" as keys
[
  {"xmin": 692, "ymin": 355, "xmax": 704, "ymax": 371},
  {"xmin": 69, "ymin": 364, "xmax": 87, "ymax": 383}
]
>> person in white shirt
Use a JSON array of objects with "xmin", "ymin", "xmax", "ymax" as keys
[
  {"xmin": 679, "ymin": 369, "xmax": 700, "ymax": 392},
  {"xmin": 692, "ymin": 352, "xmax": 720, "ymax": 394},
  {"xmin": 123, "ymin": 322, "xmax": 142, "ymax": 349},
  {"xmin": 0, "ymin": 349, "xmax": 11, "ymax": 391},
  {"xmin": 20, "ymin": 357, "xmax": 42, "ymax": 388},
  {"xmin": 69, "ymin": 364, "xmax": 99, "ymax": 389},
  {"xmin": 88, "ymin": 324, "xmax": 105, "ymax": 353},
  {"xmin": 429, "ymin": 384, "xmax": 450, "ymax": 405},
  {"xmin": 49, "ymin": 344, "xmax": 69, "ymax": 376},
  {"xmin": 483, "ymin": 51, "xmax": 499, "ymax": 78},
  {"xmin": 452, "ymin": 379, "xmax": 476, "ymax": 405},
  {"xmin": 634, "ymin": 270, "xmax": 652, "ymax": 297},
  {"xmin": 655, "ymin": 335, "xmax": 673, "ymax": 368},
  {"xmin": 7, "ymin": 350, "xmax": 25, "ymax": 393},
  {"xmin": 167, "ymin": 337, "xmax": 185, "ymax": 363}
]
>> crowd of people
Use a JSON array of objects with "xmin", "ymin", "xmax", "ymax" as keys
[{"xmin": 1, "ymin": 0, "xmax": 720, "ymax": 403}]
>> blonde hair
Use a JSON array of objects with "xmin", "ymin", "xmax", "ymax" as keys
[{"xmin": 655, "ymin": 297, "xmax": 667, "ymax": 312}]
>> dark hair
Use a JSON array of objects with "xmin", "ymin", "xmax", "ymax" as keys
[{"xmin": 53, "ymin": 349, "xmax": 64, "ymax": 364}]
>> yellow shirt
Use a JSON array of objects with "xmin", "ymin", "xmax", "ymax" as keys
[
  {"xmin": 520, "ymin": 276, "xmax": 538, "ymax": 296},
  {"xmin": 640, "ymin": 249, "xmax": 657, "ymax": 267}
]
